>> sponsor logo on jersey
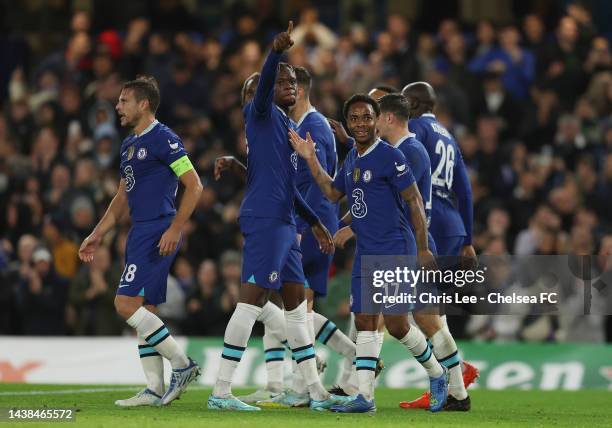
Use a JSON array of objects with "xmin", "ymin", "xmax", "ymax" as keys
[
  {"xmin": 395, "ymin": 162, "xmax": 406, "ymax": 172},
  {"xmin": 168, "ymin": 139, "xmax": 179, "ymax": 150},
  {"xmin": 137, "ymin": 147, "xmax": 147, "ymax": 160}
]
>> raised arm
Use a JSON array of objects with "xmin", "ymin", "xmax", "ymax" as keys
[
  {"xmin": 289, "ymin": 129, "xmax": 344, "ymax": 202},
  {"xmin": 253, "ymin": 21, "xmax": 294, "ymax": 115}
]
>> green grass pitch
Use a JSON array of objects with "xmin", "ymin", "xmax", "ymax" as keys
[{"xmin": 1, "ymin": 384, "xmax": 611, "ymax": 427}]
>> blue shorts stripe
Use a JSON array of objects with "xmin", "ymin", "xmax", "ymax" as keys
[
  {"xmin": 415, "ymin": 346, "xmax": 433, "ymax": 363},
  {"xmin": 316, "ymin": 320, "xmax": 337, "ymax": 345}
]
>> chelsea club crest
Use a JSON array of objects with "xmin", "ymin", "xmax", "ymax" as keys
[{"xmin": 137, "ymin": 147, "xmax": 147, "ymax": 160}]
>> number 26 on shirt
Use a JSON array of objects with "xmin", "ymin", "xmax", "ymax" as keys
[{"xmin": 431, "ymin": 139, "xmax": 455, "ymax": 189}]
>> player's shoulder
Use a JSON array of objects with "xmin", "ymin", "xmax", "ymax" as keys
[
  {"xmin": 345, "ymin": 146, "xmax": 358, "ymax": 163},
  {"xmin": 303, "ymin": 111, "xmax": 333, "ymax": 140},
  {"xmin": 154, "ymin": 122, "xmax": 180, "ymax": 141},
  {"xmin": 150, "ymin": 122, "xmax": 184, "ymax": 157},
  {"xmin": 378, "ymin": 139, "xmax": 403, "ymax": 156},
  {"xmin": 376, "ymin": 140, "xmax": 407, "ymax": 165},
  {"xmin": 406, "ymin": 136, "xmax": 429, "ymax": 157},
  {"xmin": 120, "ymin": 134, "xmax": 136, "ymax": 152},
  {"xmin": 408, "ymin": 116, "xmax": 428, "ymax": 128},
  {"xmin": 309, "ymin": 110, "xmax": 332, "ymax": 130}
]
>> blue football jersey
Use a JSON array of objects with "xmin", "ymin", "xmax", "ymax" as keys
[
  {"xmin": 333, "ymin": 140, "xmax": 416, "ymax": 255},
  {"xmin": 239, "ymin": 50, "xmax": 300, "ymax": 225},
  {"xmin": 392, "ymin": 134, "xmax": 437, "ymax": 252},
  {"xmin": 119, "ymin": 120, "xmax": 188, "ymax": 222},
  {"xmin": 295, "ymin": 107, "xmax": 338, "ymax": 232},
  {"xmin": 393, "ymin": 134, "xmax": 432, "ymax": 224},
  {"xmin": 409, "ymin": 113, "xmax": 473, "ymax": 242}
]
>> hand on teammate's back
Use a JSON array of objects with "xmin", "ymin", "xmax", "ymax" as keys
[
  {"xmin": 328, "ymin": 118, "xmax": 350, "ymax": 145},
  {"xmin": 273, "ymin": 21, "xmax": 294, "ymax": 53}
]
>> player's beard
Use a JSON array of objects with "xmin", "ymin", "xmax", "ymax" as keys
[{"xmin": 125, "ymin": 112, "xmax": 142, "ymax": 130}]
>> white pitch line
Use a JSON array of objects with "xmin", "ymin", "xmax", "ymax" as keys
[{"xmin": 0, "ymin": 385, "xmax": 209, "ymax": 396}]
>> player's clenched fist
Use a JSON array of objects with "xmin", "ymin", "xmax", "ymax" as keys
[
  {"xmin": 273, "ymin": 20, "xmax": 294, "ymax": 53},
  {"xmin": 214, "ymin": 156, "xmax": 237, "ymax": 181}
]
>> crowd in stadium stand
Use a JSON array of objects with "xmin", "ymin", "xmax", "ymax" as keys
[{"xmin": 0, "ymin": 1, "xmax": 610, "ymax": 342}]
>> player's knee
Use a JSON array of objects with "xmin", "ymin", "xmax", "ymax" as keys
[
  {"xmin": 413, "ymin": 312, "xmax": 441, "ymax": 337},
  {"xmin": 114, "ymin": 296, "xmax": 140, "ymax": 320},
  {"xmin": 386, "ymin": 321, "xmax": 409, "ymax": 339},
  {"xmin": 354, "ymin": 315, "xmax": 378, "ymax": 331}
]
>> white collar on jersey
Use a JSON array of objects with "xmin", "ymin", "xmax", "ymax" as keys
[
  {"xmin": 295, "ymin": 106, "xmax": 317, "ymax": 127},
  {"xmin": 421, "ymin": 113, "xmax": 436, "ymax": 118},
  {"xmin": 357, "ymin": 138, "xmax": 381, "ymax": 158},
  {"xmin": 275, "ymin": 105, "xmax": 289, "ymax": 118},
  {"xmin": 392, "ymin": 132, "xmax": 416, "ymax": 148},
  {"xmin": 136, "ymin": 119, "xmax": 159, "ymax": 137}
]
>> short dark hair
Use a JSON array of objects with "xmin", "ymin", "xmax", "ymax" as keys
[
  {"xmin": 122, "ymin": 76, "xmax": 160, "ymax": 113},
  {"xmin": 278, "ymin": 62, "xmax": 294, "ymax": 75},
  {"xmin": 378, "ymin": 93, "xmax": 410, "ymax": 121},
  {"xmin": 293, "ymin": 66, "xmax": 312, "ymax": 93},
  {"xmin": 343, "ymin": 94, "xmax": 380, "ymax": 120},
  {"xmin": 374, "ymin": 84, "xmax": 399, "ymax": 94},
  {"xmin": 241, "ymin": 72, "xmax": 260, "ymax": 105}
]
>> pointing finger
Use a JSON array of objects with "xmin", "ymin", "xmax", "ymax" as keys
[{"xmin": 287, "ymin": 20, "xmax": 293, "ymax": 34}]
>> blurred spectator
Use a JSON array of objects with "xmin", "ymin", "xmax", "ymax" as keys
[
  {"xmin": 469, "ymin": 24, "xmax": 535, "ymax": 100},
  {"xmin": 42, "ymin": 214, "xmax": 79, "ymax": 279},
  {"xmin": 68, "ymin": 245, "xmax": 123, "ymax": 335},
  {"xmin": 18, "ymin": 246, "xmax": 68, "ymax": 335},
  {"xmin": 537, "ymin": 16, "xmax": 587, "ymax": 110},
  {"xmin": 292, "ymin": 7, "xmax": 338, "ymax": 51},
  {"xmin": 182, "ymin": 259, "xmax": 229, "ymax": 336}
]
